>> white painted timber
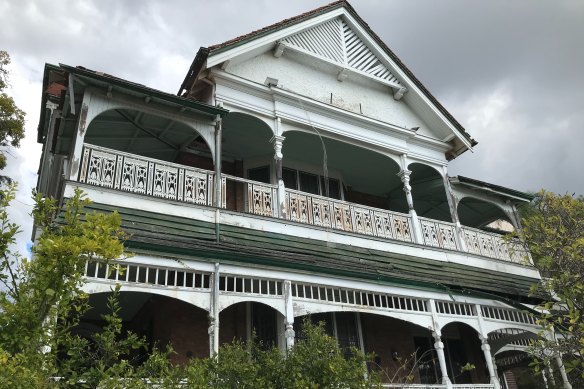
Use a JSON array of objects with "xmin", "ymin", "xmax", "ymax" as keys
[{"xmin": 65, "ymin": 182, "xmax": 540, "ymax": 281}]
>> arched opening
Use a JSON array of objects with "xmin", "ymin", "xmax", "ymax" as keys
[
  {"xmin": 77, "ymin": 292, "xmax": 209, "ymax": 364},
  {"xmin": 439, "ymin": 322, "xmax": 489, "ymax": 385},
  {"xmin": 294, "ymin": 311, "xmax": 362, "ymax": 358},
  {"xmin": 221, "ymin": 112, "xmax": 275, "ymax": 212},
  {"xmin": 495, "ymin": 350, "xmax": 547, "ymax": 389},
  {"xmin": 359, "ymin": 313, "xmax": 436, "ymax": 385},
  {"xmin": 457, "ymin": 197, "xmax": 515, "ymax": 232},
  {"xmin": 488, "ymin": 327, "xmax": 546, "ymax": 388},
  {"xmin": 282, "ymin": 131, "xmax": 402, "ymax": 211},
  {"xmin": 219, "ymin": 301, "xmax": 284, "ymax": 350},
  {"xmin": 408, "ymin": 163, "xmax": 452, "ymax": 222},
  {"xmin": 85, "ymin": 108, "xmax": 214, "ymax": 169}
]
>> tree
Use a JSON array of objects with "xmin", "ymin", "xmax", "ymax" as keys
[
  {"xmin": 0, "ymin": 184, "xmax": 381, "ymax": 388},
  {"xmin": 517, "ymin": 190, "xmax": 584, "ymax": 385},
  {"xmin": 0, "ymin": 186, "xmax": 128, "ymax": 387},
  {"xmin": 0, "ymin": 51, "xmax": 25, "ymax": 174}
]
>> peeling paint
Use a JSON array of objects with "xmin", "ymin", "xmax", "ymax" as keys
[
  {"xmin": 78, "ymin": 102, "xmax": 89, "ymax": 136},
  {"xmin": 70, "ymin": 157, "xmax": 79, "ymax": 179}
]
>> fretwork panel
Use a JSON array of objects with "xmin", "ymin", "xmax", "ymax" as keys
[
  {"xmin": 183, "ymin": 170, "xmax": 211, "ymax": 205},
  {"xmin": 332, "ymin": 203, "xmax": 353, "ymax": 231},
  {"xmin": 152, "ymin": 164, "xmax": 178, "ymax": 199},
  {"xmin": 79, "ymin": 144, "xmax": 214, "ymax": 206},
  {"xmin": 420, "ymin": 219, "xmax": 458, "ymax": 250},
  {"xmin": 462, "ymin": 226, "xmax": 528, "ymax": 264},
  {"xmin": 391, "ymin": 215, "xmax": 413, "ymax": 242},
  {"xmin": 286, "ymin": 192, "xmax": 311, "ymax": 224},
  {"xmin": 310, "ymin": 197, "xmax": 333, "ymax": 228},
  {"xmin": 248, "ymin": 184, "xmax": 275, "ymax": 217},
  {"xmin": 82, "ymin": 148, "xmax": 117, "ymax": 188},
  {"xmin": 119, "ymin": 156, "xmax": 148, "ymax": 194},
  {"xmin": 352, "ymin": 206, "xmax": 374, "ymax": 236},
  {"xmin": 291, "ymin": 281, "xmax": 428, "ymax": 313}
]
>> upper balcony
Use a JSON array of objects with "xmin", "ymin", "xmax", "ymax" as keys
[
  {"xmin": 77, "ymin": 139, "xmax": 531, "ymax": 267},
  {"xmin": 38, "ymin": 65, "xmax": 538, "ymax": 302}
]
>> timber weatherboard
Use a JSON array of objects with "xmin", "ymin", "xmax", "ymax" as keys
[{"xmin": 77, "ymin": 201, "xmax": 540, "ymax": 300}]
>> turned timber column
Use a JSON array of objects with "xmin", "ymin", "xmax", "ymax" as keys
[
  {"xmin": 209, "ymin": 263, "xmax": 220, "ymax": 356},
  {"xmin": 270, "ymin": 131, "xmax": 286, "ymax": 218},
  {"xmin": 214, "ymin": 114, "xmax": 223, "ymax": 208},
  {"xmin": 480, "ymin": 338, "xmax": 501, "ymax": 389},
  {"xmin": 556, "ymin": 354, "xmax": 573, "ymax": 389},
  {"xmin": 476, "ymin": 303, "xmax": 501, "ymax": 388},
  {"xmin": 283, "ymin": 280, "xmax": 295, "ymax": 351},
  {"xmin": 397, "ymin": 163, "xmax": 423, "ymax": 243},
  {"xmin": 432, "ymin": 331, "xmax": 453, "ymax": 388}
]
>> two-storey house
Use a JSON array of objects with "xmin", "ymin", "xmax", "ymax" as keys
[{"xmin": 35, "ymin": 2, "xmax": 568, "ymax": 388}]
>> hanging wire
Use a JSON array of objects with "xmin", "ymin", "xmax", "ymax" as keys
[{"xmin": 296, "ymin": 98, "xmax": 330, "ymax": 198}]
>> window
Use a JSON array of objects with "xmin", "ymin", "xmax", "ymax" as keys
[
  {"xmin": 282, "ymin": 167, "xmax": 342, "ymax": 199},
  {"xmin": 247, "ymin": 165, "xmax": 270, "ymax": 184}
]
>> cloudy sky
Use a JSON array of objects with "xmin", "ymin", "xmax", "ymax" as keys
[{"xmin": 1, "ymin": 0, "xmax": 583, "ymax": 255}]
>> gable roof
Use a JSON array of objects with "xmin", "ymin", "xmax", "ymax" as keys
[{"xmin": 179, "ymin": 0, "xmax": 477, "ymax": 149}]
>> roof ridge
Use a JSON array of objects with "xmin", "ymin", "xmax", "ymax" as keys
[{"xmin": 207, "ymin": 0, "xmax": 348, "ymax": 52}]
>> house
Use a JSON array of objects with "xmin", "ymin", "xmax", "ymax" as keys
[{"xmin": 35, "ymin": 1, "xmax": 571, "ymax": 388}]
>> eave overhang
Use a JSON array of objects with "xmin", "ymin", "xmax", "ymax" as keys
[
  {"xmin": 38, "ymin": 63, "xmax": 229, "ymax": 144},
  {"xmin": 450, "ymin": 175, "xmax": 535, "ymax": 204}
]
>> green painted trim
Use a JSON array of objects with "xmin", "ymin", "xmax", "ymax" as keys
[{"xmin": 78, "ymin": 202, "xmax": 540, "ymax": 301}]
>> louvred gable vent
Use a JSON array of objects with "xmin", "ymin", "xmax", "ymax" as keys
[{"xmin": 281, "ymin": 17, "xmax": 402, "ymax": 87}]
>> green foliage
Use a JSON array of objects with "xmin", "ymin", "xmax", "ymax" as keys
[
  {"xmin": 0, "ymin": 185, "xmax": 127, "ymax": 386},
  {"xmin": 181, "ymin": 321, "xmax": 380, "ymax": 389},
  {"xmin": 517, "ymin": 190, "xmax": 584, "ymax": 384},
  {"xmin": 0, "ymin": 51, "xmax": 25, "ymax": 172},
  {"xmin": 0, "ymin": 184, "xmax": 381, "ymax": 388}
]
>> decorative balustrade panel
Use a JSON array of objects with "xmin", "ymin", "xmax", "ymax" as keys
[
  {"xmin": 435, "ymin": 300, "xmax": 476, "ymax": 317},
  {"xmin": 78, "ymin": 145, "xmax": 533, "ymax": 266},
  {"xmin": 84, "ymin": 258, "xmax": 211, "ymax": 290},
  {"xmin": 419, "ymin": 217, "xmax": 459, "ymax": 250},
  {"xmin": 79, "ymin": 144, "xmax": 214, "ymax": 206},
  {"xmin": 462, "ymin": 226, "xmax": 530, "ymax": 264},
  {"xmin": 481, "ymin": 305, "xmax": 536, "ymax": 325},
  {"xmin": 383, "ymin": 385, "xmax": 446, "ymax": 389},
  {"xmin": 222, "ymin": 175, "xmax": 277, "ymax": 217},
  {"xmin": 219, "ymin": 274, "xmax": 283, "ymax": 296},
  {"xmin": 285, "ymin": 189, "xmax": 414, "ymax": 243},
  {"xmin": 291, "ymin": 281, "xmax": 428, "ymax": 313}
]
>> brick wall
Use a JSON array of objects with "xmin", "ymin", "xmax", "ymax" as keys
[
  {"xmin": 360, "ymin": 313, "xmax": 420, "ymax": 383},
  {"xmin": 129, "ymin": 294, "xmax": 210, "ymax": 364}
]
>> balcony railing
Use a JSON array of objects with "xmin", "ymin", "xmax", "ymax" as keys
[
  {"xmin": 77, "ymin": 144, "xmax": 531, "ymax": 266},
  {"xmin": 461, "ymin": 225, "xmax": 529, "ymax": 265},
  {"xmin": 79, "ymin": 144, "xmax": 214, "ymax": 205},
  {"xmin": 285, "ymin": 189, "xmax": 414, "ymax": 242},
  {"xmin": 383, "ymin": 385, "xmax": 494, "ymax": 389}
]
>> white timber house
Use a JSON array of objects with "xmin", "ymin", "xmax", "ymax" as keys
[{"xmin": 35, "ymin": 2, "xmax": 572, "ymax": 388}]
